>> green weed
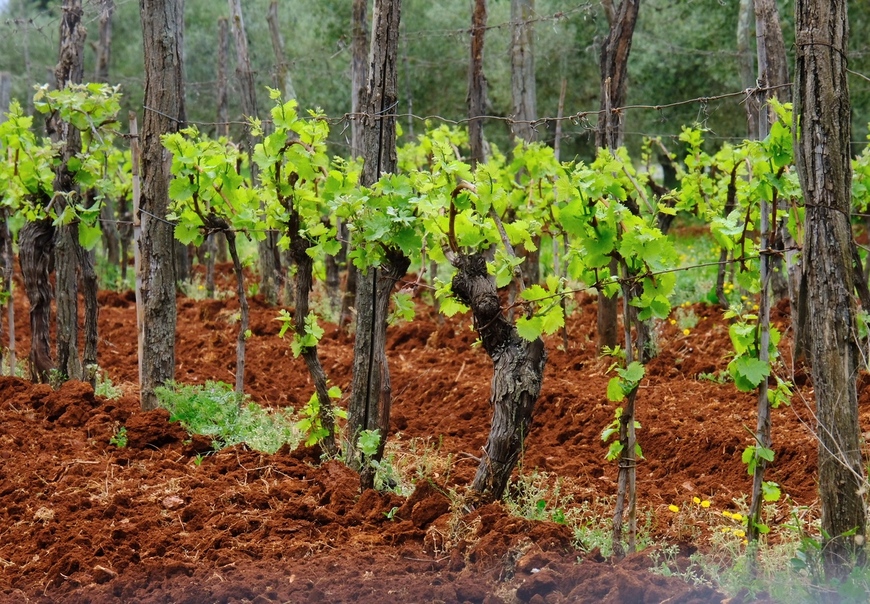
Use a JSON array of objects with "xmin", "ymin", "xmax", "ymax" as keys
[{"xmin": 155, "ymin": 381, "xmax": 299, "ymax": 453}]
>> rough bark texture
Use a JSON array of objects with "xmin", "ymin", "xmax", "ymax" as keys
[
  {"xmin": 1, "ymin": 208, "xmax": 15, "ymax": 374},
  {"xmin": 50, "ymin": 0, "xmax": 86, "ymax": 382},
  {"xmin": 267, "ymin": 1, "xmax": 296, "ymax": 102},
  {"xmin": 468, "ymin": 0, "xmax": 487, "ymax": 168},
  {"xmin": 216, "ymin": 17, "xmax": 229, "ymax": 139},
  {"xmin": 346, "ymin": 0, "xmax": 406, "ymax": 490},
  {"xmin": 341, "ymin": 0, "xmax": 368, "ymax": 327},
  {"xmin": 225, "ymin": 229, "xmax": 248, "ymax": 394},
  {"xmin": 228, "ymin": 0, "xmax": 279, "ymax": 306},
  {"xmin": 595, "ymin": 0, "xmax": 639, "ymax": 152},
  {"xmin": 451, "ymin": 254, "xmax": 547, "ymax": 503},
  {"xmin": 139, "ymin": 0, "xmax": 185, "ymax": 410},
  {"xmin": 737, "ymin": 0, "xmax": 760, "ymax": 138},
  {"xmin": 794, "ymin": 0, "xmax": 866, "ymax": 578},
  {"xmin": 346, "ymin": 252, "xmax": 410, "ymax": 489},
  {"xmin": 290, "ymin": 213, "xmax": 337, "ymax": 457},
  {"xmin": 94, "ymin": 0, "xmax": 113, "ymax": 82},
  {"xmin": 351, "ymin": 0, "xmax": 368, "ymax": 159},
  {"xmin": 510, "ymin": 0, "xmax": 536, "ymax": 143},
  {"xmin": 596, "ymin": 0, "xmax": 639, "ymax": 351},
  {"xmin": 19, "ymin": 220, "xmax": 54, "ymax": 382}
]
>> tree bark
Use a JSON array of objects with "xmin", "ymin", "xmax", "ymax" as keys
[
  {"xmin": 468, "ymin": 0, "xmax": 487, "ymax": 168},
  {"xmin": 737, "ymin": 0, "xmax": 759, "ymax": 138},
  {"xmin": 794, "ymin": 0, "xmax": 866, "ymax": 579},
  {"xmin": 596, "ymin": 0, "xmax": 639, "ymax": 351},
  {"xmin": 341, "ymin": 0, "xmax": 369, "ymax": 327},
  {"xmin": 216, "ymin": 17, "xmax": 229, "ymax": 139},
  {"xmin": 596, "ymin": 0, "xmax": 639, "ymax": 152},
  {"xmin": 346, "ymin": 0, "xmax": 406, "ymax": 491},
  {"xmin": 290, "ymin": 213, "xmax": 338, "ymax": 457},
  {"xmin": 139, "ymin": 0, "xmax": 185, "ymax": 409},
  {"xmin": 0, "ymin": 208, "xmax": 15, "ymax": 375},
  {"xmin": 94, "ymin": 0, "xmax": 114, "ymax": 82},
  {"xmin": 452, "ymin": 253, "xmax": 547, "ymax": 503},
  {"xmin": 49, "ymin": 0, "xmax": 86, "ymax": 383},
  {"xmin": 228, "ymin": 0, "xmax": 279, "ymax": 306},
  {"xmin": 510, "ymin": 0, "xmax": 536, "ymax": 143},
  {"xmin": 19, "ymin": 220, "xmax": 54, "ymax": 382}
]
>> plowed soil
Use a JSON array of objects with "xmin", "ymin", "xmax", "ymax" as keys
[{"xmin": 0, "ymin": 264, "xmax": 856, "ymax": 603}]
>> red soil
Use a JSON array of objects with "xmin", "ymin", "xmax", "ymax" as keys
[{"xmin": 0, "ymin": 267, "xmax": 853, "ymax": 603}]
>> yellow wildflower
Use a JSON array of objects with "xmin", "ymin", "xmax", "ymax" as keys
[
  {"xmin": 693, "ymin": 496, "xmax": 701, "ymax": 505},
  {"xmin": 733, "ymin": 529, "xmax": 746, "ymax": 538},
  {"xmin": 701, "ymin": 500, "xmax": 711, "ymax": 508},
  {"xmin": 668, "ymin": 504, "xmax": 680, "ymax": 513},
  {"xmin": 682, "ymin": 328, "xmax": 690, "ymax": 336},
  {"xmin": 732, "ymin": 513, "xmax": 744, "ymax": 522},
  {"xmin": 722, "ymin": 511, "xmax": 732, "ymax": 518}
]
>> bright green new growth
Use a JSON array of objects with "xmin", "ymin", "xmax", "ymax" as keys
[
  {"xmin": 296, "ymin": 387, "xmax": 345, "ymax": 447},
  {"xmin": 155, "ymin": 381, "xmax": 297, "ymax": 454}
]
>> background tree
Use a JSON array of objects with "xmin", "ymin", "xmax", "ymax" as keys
[
  {"xmin": 139, "ymin": 0, "xmax": 185, "ymax": 410},
  {"xmin": 345, "ymin": 0, "xmax": 409, "ymax": 491},
  {"xmin": 794, "ymin": 0, "xmax": 866, "ymax": 578},
  {"xmin": 595, "ymin": 0, "xmax": 639, "ymax": 351}
]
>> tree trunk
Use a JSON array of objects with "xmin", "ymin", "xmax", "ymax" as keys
[
  {"xmin": 452, "ymin": 253, "xmax": 547, "ymax": 503},
  {"xmin": 290, "ymin": 215, "xmax": 338, "ymax": 457},
  {"xmin": 345, "ymin": 0, "xmax": 405, "ymax": 491},
  {"xmin": 94, "ymin": 0, "xmax": 114, "ymax": 83},
  {"xmin": 19, "ymin": 220, "xmax": 54, "ymax": 382},
  {"xmin": 596, "ymin": 0, "xmax": 639, "ymax": 351},
  {"xmin": 346, "ymin": 252, "xmax": 409, "ymax": 489},
  {"xmin": 139, "ymin": 0, "xmax": 185, "ymax": 410},
  {"xmin": 510, "ymin": 0, "xmax": 536, "ymax": 143},
  {"xmin": 225, "ymin": 229, "xmax": 248, "ymax": 394},
  {"xmin": 737, "ymin": 0, "xmax": 759, "ymax": 138},
  {"xmin": 794, "ymin": 0, "xmax": 866, "ymax": 579},
  {"xmin": 50, "ymin": 0, "xmax": 86, "ymax": 383},
  {"xmin": 1, "ymin": 209, "xmax": 15, "ymax": 375},
  {"xmin": 228, "ymin": 0, "xmax": 279, "ymax": 306},
  {"xmin": 351, "ymin": 0, "xmax": 368, "ymax": 160},
  {"xmin": 341, "ymin": 0, "xmax": 370, "ymax": 328},
  {"xmin": 216, "ymin": 17, "xmax": 229, "ymax": 139},
  {"xmin": 596, "ymin": 0, "xmax": 639, "ymax": 152},
  {"xmin": 468, "ymin": 0, "xmax": 487, "ymax": 168},
  {"xmin": 267, "ymin": 0, "xmax": 296, "ymax": 103}
]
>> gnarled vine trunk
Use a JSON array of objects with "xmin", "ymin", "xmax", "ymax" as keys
[
  {"xmin": 451, "ymin": 253, "xmax": 547, "ymax": 503},
  {"xmin": 19, "ymin": 220, "xmax": 54, "ymax": 382}
]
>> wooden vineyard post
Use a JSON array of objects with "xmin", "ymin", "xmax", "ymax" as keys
[{"xmin": 130, "ymin": 112, "xmax": 143, "ymax": 390}]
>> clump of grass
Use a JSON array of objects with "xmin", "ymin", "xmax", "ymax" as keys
[
  {"xmin": 94, "ymin": 369, "xmax": 123, "ymax": 400},
  {"xmin": 155, "ymin": 381, "xmax": 299, "ymax": 453}
]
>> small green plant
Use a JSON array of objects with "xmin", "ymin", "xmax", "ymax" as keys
[
  {"xmin": 295, "ymin": 387, "xmax": 346, "ymax": 447},
  {"xmin": 155, "ymin": 381, "xmax": 298, "ymax": 453},
  {"xmin": 94, "ymin": 370, "xmax": 123, "ymax": 400},
  {"xmin": 505, "ymin": 469, "xmax": 571, "ymax": 524},
  {"xmin": 697, "ymin": 370, "xmax": 730, "ymax": 384},
  {"xmin": 109, "ymin": 426, "xmax": 128, "ymax": 448}
]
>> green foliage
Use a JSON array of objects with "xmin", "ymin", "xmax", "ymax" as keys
[
  {"xmin": 357, "ymin": 429, "xmax": 381, "ymax": 458},
  {"xmin": 109, "ymin": 426, "xmax": 127, "ymax": 449},
  {"xmin": 601, "ymin": 407, "xmax": 643, "ymax": 462},
  {"xmin": 295, "ymin": 387, "xmax": 345, "ymax": 447},
  {"xmin": 742, "ymin": 444, "xmax": 775, "ymax": 476},
  {"xmin": 155, "ymin": 381, "xmax": 297, "ymax": 454},
  {"xmin": 276, "ymin": 309, "xmax": 325, "ymax": 357}
]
